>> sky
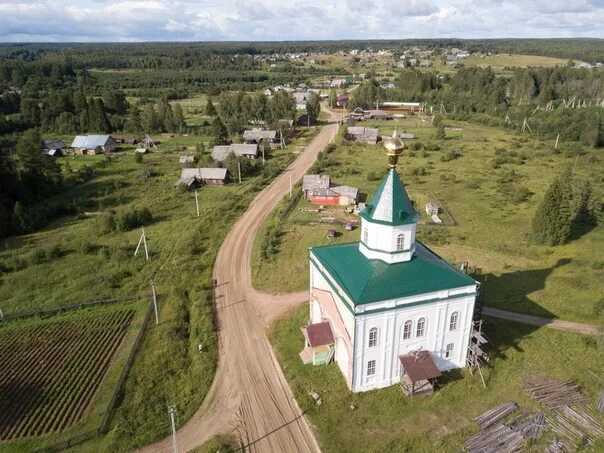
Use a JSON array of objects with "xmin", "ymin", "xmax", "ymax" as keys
[{"xmin": 0, "ymin": 0, "xmax": 603, "ymax": 42}]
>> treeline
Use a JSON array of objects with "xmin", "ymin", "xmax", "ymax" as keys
[
  {"xmin": 1, "ymin": 38, "xmax": 602, "ymax": 65},
  {"xmin": 351, "ymin": 67, "xmax": 604, "ymax": 147}
]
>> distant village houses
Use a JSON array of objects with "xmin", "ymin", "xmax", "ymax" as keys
[
  {"xmin": 43, "ymin": 140, "xmax": 65, "ymax": 157},
  {"xmin": 302, "ymin": 174, "xmax": 359, "ymax": 206},
  {"xmin": 350, "ymin": 108, "xmax": 390, "ymax": 121},
  {"xmin": 70, "ymin": 135, "xmax": 116, "ymax": 155},
  {"xmin": 243, "ymin": 129, "xmax": 278, "ymax": 144}
]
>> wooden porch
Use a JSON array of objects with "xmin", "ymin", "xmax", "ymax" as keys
[{"xmin": 399, "ymin": 350, "xmax": 441, "ymax": 397}]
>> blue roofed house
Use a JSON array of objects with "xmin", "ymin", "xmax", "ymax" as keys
[
  {"xmin": 307, "ymin": 157, "xmax": 477, "ymax": 394},
  {"xmin": 70, "ymin": 135, "xmax": 117, "ymax": 155}
]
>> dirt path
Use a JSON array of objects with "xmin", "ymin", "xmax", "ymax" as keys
[
  {"xmin": 141, "ymin": 120, "xmax": 338, "ymax": 453},
  {"xmin": 482, "ymin": 307, "xmax": 600, "ymax": 335}
]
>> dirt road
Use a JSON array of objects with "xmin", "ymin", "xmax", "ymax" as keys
[{"xmin": 142, "ymin": 121, "xmax": 338, "ymax": 453}]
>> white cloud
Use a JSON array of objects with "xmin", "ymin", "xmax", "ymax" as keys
[{"xmin": 0, "ymin": 0, "xmax": 602, "ymax": 41}]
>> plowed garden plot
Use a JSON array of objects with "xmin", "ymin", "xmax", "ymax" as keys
[{"xmin": 0, "ymin": 309, "xmax": 134, "ymax": 440}]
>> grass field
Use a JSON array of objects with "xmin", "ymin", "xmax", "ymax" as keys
[
  {"xmin": 462, "ymin": 54, "xmax": 573, "ymax": 69},
  {"xmin": 252, "ymin": 118, "xmax": 604, "ymax": 324},
  {"xmin": 0, "ymin": 302, "xmax": 148, "ymax": 453},
  {"xmin": 269, "ymin": 303, "xmax": 604, "ymax": 453},
  {"xmin": 0, "ymin": 126, "xmax": 319, "ymax": 450}
]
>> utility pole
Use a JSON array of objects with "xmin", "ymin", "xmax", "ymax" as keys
[
  {"xmin": 289, "ymin": 172, "xmax": 292, "ymax": 199},
  {"xmin": 134, "ymin": 228, "xmax": 149, "ymax": 261},
  {"xmin": 168, "ymin": 405, "xmax": 179, "ymax": 453},
  {"xmin": 262, "ymin": 146, "xmax": 265, "ymax": 166},
  {"xmin": 151, "ymin": 279, "xmax": 159, "ymax": 325},
  {"xmin": 0, "ymin": 307, "xmax": 3, "ymax": 319},
  {"xmin": 194, "ymin": 190, "xmax": 200, "ymax": 217},
  {"xmin": 554, "ymin": 133, "xmax": 560, "ymax": 149},
  {"xmin": 237, "ymin": 161, "xmax": 242, "ymax": 184},
  {"xmin": 573, "ymin": 153, "xmax": 579, "ymax": 174}
]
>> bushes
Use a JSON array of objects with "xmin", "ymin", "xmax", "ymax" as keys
[
  {"xmin": 134, "ymin": 152, "xmax": 144, "ymax": 163},
  {"xmin": 440, "ymin": 149, "xmax": 461, "ymax": 162},
  {"xmin": 98, "ymin": 208, "xmax": 153, "ymax": 233},
  {"xmin": 260, "ymin": 221, "xmax": 283, "ymax": 260}
]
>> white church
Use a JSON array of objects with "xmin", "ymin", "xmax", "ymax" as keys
[{"xmin": 303, "ymin": 145, "xmax": 478, "ymax": 394}]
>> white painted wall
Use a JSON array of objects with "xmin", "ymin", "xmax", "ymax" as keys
[{"xmin": 360, "ymin": 219, "xmax": 417, "ymax": 264}]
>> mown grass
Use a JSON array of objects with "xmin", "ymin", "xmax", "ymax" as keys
[
  {"xmin": 0, "ymin": 127, "xmax": 318, "ymax": 450},
  {"xmin": 252, "ymin": 118, "xmax": 604, "ymax": 324},
  {"xmin": 269, "ymin": 303, "xmax": 604, "ymax": 453}
]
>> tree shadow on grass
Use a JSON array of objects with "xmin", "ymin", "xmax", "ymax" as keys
[{"xmin": 475, "ymin": 258, "xmax": 572, "ymax": 362}]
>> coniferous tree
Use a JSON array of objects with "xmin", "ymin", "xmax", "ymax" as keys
[
  {"xmin": 305, "ymin": 92, "xmax": 321, "ymax": 125},
  {"xmin": 205, "ymin": 98, "xmax": 216, "ymax": 116},
  {"xmin": 173, "ymin": 103, "xmax": 185, "ymax": 132},
  {"xmin": 210, "ymin": 117, "xmax": 229, "ymax": 145},
  {"xmin": 141, "ymin": 103, "xmax": 159, "ymax": 133},
  {"xmin": 532, "ymin": 167, "xmax": 574, "ymax": 245},
  {"xmin": 125, "ymin": 105, "xmax": 142, "ymax": 133}
]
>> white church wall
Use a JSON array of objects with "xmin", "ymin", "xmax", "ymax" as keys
[
  {"xmin": 359, "ymin": 220, "xmax": 417, "ymax": 264},
  {"xmin": 351, "ymin": 294, "xmax": 476, "ymax": 392}
]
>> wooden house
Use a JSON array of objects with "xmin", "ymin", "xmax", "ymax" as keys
[
  {"xmin": 302, "ymin": 174, "xmax": 331, "ymax": 199},
  {"xmin": 243, "ymin": 129, "xmax": 278, "ymax": 144},
  {"xmin": 43, "ymin": 140, "xmax": 65, "ymax": 157},
  {"xmin": 211, "ymin": 144, "xmax": 259, "ymax": 162},
  {"xmin": 176, "ymin": 168, "xmax": 228, "ymax": 189},
  {"xmin": 346, "ymin": 126, "xmax": 379, "ymax": 144},
  {"xmin": 70, "ymin": 135, "xmax": 117, "ymax": 155}
]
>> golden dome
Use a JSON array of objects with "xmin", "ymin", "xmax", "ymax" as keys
[{"xmin": 382, "ymin": 130, "xmax": 404, "ymax": 168}]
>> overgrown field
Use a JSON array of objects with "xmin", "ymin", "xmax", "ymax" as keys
[
  {"xmin": 252, "ymin": 118, "xmax": 604, "ymax": 324},
  {"xmin": 270, "ymin": 303, "xmax": 604, "ymax": 453},
  {"xmin": 0, "ymin": 127, "xmax": 318, "ymax": 450},
  {"xmin": 0, "ymin": 302, "xmax": 147, "ymax": 452}
]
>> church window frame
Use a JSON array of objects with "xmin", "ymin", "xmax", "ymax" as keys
[
  {"xmin": 368, "ymin": 327, "xmax": 378, "ymax": 348},
  {"xmin": 416, "ymin": 317, "xmax": 426, "ymax": 337},
  {"xmin": 402, "ymin": 320, "xmax": 413, "ymax": 340},
  {"xmin": 367, "ymin": 360, "xmax": 376, "ymax": 376},
  {"xmin": 396, "ymin": 233, "xmax": 405, "ymax": 251},
  {"xmin": 449, "ymin": 312, "xmax": 459, "ymax": 331}
]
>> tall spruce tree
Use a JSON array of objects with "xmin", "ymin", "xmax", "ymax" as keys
[{"xmin": 532, "ymin": 167, "xmax": 574, "ymax": 245}]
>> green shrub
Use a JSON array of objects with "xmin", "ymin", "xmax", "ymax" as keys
[
  {"xmin": 115, "ymin": 208, "xmax": 153, "ymax": 231},
  {"xmin": 99, "ymin": 212, "xmax": 117, "ymax": 234},
  {"xmin": 440, "ymin": 150, "xmax": 461, "ymax": 162},
  {"xmin": 366, "ymin": 171, "xmax": 380, "ymax": 181}
]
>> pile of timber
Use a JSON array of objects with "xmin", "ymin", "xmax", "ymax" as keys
[
  {"xmin": 465, "ymin": 424, "xmax": 524, "ymax": 453},
  {"xmin": 547, "ymin": 406, "xmax": 604, "ymax": 447},
  {"xmin": 545, "ymin": 440, "xmax": 569, "ymax": 453},
  {"xmin": 523, "ymin": 377, "xmax": 589, "ymax": 408},
  {"xmin": 507, "ymin": 411, "xmax": 546, "ymax": 441},
  {"xmin": 474, "ymin": 402, "xmax": 517, "ymax": 429},
  {"xmin": 598, "ymin": 391, "xmax": 604, "ymax": 412}
]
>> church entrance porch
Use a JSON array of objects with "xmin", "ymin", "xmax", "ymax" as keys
[
  {"xmin": 399, "ymin": 350, "xmax": 442, "ymax": 397},
  {"xmin": 300, "ymin": 322, "xmax": 335, "ymax": 366}
]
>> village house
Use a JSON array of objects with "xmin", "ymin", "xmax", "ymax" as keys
[
  {"xmin": 70, "ymin": 135, "xmax": 117, "ymax": 155},
  {"xmin": 302, "ymin": 174, "xmax": 358, "ymax": 206},
  {"xmin": 347, "ymin": 126, "xmax": 379, "ymax": 145},
  {"xmin": 175, "ymin": 167, "xmax": 228, "ymax": 189},
  {"xmin": 350, "ymin": 108, "xmax": 390, "ymax": 121},
  {"xmin": 43, "ymin": 140, "xmax": 65, "ymax": 156},
  {"xmin": 304, "ymin": 156, "xmax": 477, "ymax": 394},
  {"xmin": 330, "ymin": 78, "xmax": 348, "ymax": 88},
  {"xmin": 211, "ymin": 144, "xmax": 259, "ymax": 162},
  {"xmin": 243, "ymin": 129, "xmax": 278, "ymax": 144},
  {"xmin": 179, "ymin": 155, "xmax": 195, "ymax": 164},
  {"xmin": 336, "ymin": 95, "xmax": 349, "ymax": 107}
]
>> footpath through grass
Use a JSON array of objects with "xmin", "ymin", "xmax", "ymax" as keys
[
  {"xmin": 270, "ymin": 303, "xmax": 604, "ymax": 453},
  {"xmin": 252, "ymin": 118, "xmax": 604, "ymax": 324}
]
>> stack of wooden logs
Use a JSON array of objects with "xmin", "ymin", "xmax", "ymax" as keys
[
  {"xmin": 474, "ymin": 402, "xmax": 517, "ymax": 429},
  {"xmin": 545, "ymin": 439, "xmax": 569, "ymax": 453},
  {"xmin": 547, "ymin": 406, "xmax": 604, "ymax": 448},
  {"xmin": 523, "ymin": 377, "xmax": 589, "ymax": 408},
  {"xmin": 598, "ymin": 391, "xmax": 604, "ymax": 412},
  {"xmin": 465, "ymin": 424, "xmax": 524, "ymax": 453},
  {"xmin": 507, "ymin": 412, "xmax": 546, "ymax": 441}
]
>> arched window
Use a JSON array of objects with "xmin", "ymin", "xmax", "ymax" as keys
[
  {"xmin": 402, "ymin": 320, "xmax": 413, "ymax": 340},
  {"xmin": 416, "ymin": 318, "xmax": 426, "ymax": 337},
  {"xmin": 363, "ymin": 228, "xmax": 368, "ymax": 244},
  {"xmin": 396, "ymin": 233, "xmax": 405, "ymax": 251},
  {"xmin": 368, "ymin": 327, "xmax": 378, "ymax": 348},
  {"xmin": 449, "ymin": 312, "xmax": 459, "ymax": 331}
]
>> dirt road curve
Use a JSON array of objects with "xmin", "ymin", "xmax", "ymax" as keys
[{"xmin": 141, "ymin": 121, "xmax": 338, "ymax": 453}]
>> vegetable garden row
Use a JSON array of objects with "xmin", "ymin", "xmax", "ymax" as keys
[{"xmin": 0, "ymin": 309, "xmax": 135, "ymax": 440}]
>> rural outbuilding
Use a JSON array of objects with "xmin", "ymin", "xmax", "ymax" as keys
[
  {"xmin": 347, "ymin": 127, "xmax": 379, "ymax": 144},
  {"xmin": 70, "ymin": 135, "xmax": 117, "ymax": 155},
  {"xmin": 243, "ymin": 129, "xmax": 278, "ymax": 144},
  {"xmin": 303, "ymin": 174, "xmax": 331, "ymax": 199},
  {"xmin": 211, "ymin": 144, "xmax": 259, "ymax": 162},
  {"xmin": 399, "ymin": 350, "xmax": 442, "ymax": 397},
  {"xmin": 43, "ymin": 140, "xmax": 65, "ymax": 156},
  {"xmin": 176, "ymin": 168, "xmax": 228, "ymax": 188}
]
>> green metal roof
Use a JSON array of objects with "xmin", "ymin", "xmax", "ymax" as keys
[
  {"xmin": 310, "ymin": 241, "xmax": 476, "ymax": 305},
  {"xmin": 360, "ymin": 168, "xmax": 418, "ymax": 226}
]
